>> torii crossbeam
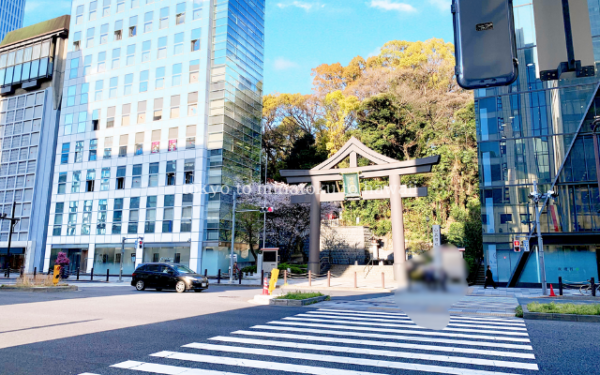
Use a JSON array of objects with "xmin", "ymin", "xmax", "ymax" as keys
[{"xmin": 280, "ymin": 137, "xmax": 441, "ymax": 281}]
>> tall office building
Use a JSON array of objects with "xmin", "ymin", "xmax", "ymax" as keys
[
  {"xmin": 0, "ymin": 16, "xmax": 70, "ymax": 273},
  {"xmin": 42, "ymin": 0, "xmax": 264, "ymax": 275},
  {"xmin": 0, "ymin": 0, "xmax": 26, "ymax": 42},
  {"xmin": 476, "ymin": 0, "xmax": 600, "ymax": 286}
]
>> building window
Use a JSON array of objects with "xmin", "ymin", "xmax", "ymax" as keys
[
  {"xmin": 145, "ymin": 196, "xmax": 157, "ymax": 233},
  {"xmin": 107, "ymin": 106, "xmax": 116, "ymax": 128},
  {"xmin": 151, "ymin": 130, "xmax": 160, "ymax": 153},
  {"xmin": 114, "ymin": 19, "xmax": 123, "ymax": 40},
  {"xmin": 119, "ymin": 134, "xmax": 128, "ymax": 157},
  {"xmin": 500, "ymin": 214, "xmax": 513, "ymax": 224},
  {"xmin": 92, "ymin": 109, "xmax": 100, "ymax": 130},
  {"xmin": 172, "ymin": 63, "xmax": 182, "ymax": 86},
  {"xmin": 66, "ymin": 85, "xmax": 76, "ymax": 107},
  {"xmin": 98, "ymin": 51, "xmax": 106, "ymax": 73},
  {"xmin": 126, "ymin": 44, "xmax": 135, "ymax": 66},
  {"xmin": 89, "ymin": 1, "xmax": 97, "ymax": 21},
  {"xmin": 64, "ymin": 115, "xmax": 73, "ymax": 135},
  {"xmin": 100, "ymin": 23, "xmax": 109, "ymax": 45},
  {"xmin": 101, "ymin": 168, "xmax": 111, "ymax": 191},
  {"xmin": 102, "ymin": 0, "xmax": 111, "ymax": 17},
  {"xmin": 189, "ymin": 59, "xmax": 199, "ymax": 83},
  {"xmin": 128, "ymin": 197, "xmax": 140, "ymax": 234},
  {"xmin": 166, "ymin": 160, "xmax": 176, "ymax": 185},
  {"xmin": 163, "ymin": 194, "xmax": 174, "ymax": 233},
  {"xmin": 81, "ymin": 200, "xmax": 93, "ymax": 235},
  {"xmin": 160, "ymin": 7, "xmax": 169, "ymax": 29},
  {"xmin": 185, "ymin": 159, "xmax": 194, "ymax": 184},
  {"xmin": 170, "ymin": 95, "xmax": 180, "ymax": 118},
  {"xmin": 157, "ymin": 36, "xmax": 167, "ymax": 59},
  {"xmin": 89, "ymin": 139, "xmax": 98, "ymax": 161},
  {"xmin": 134, "ymin": 132, "xmax": 144, "ymax": 155},
  {"xmin": 132, "ymin": 163, "xmax": 142, "ymax": 187},
  {"xmin": 69, "ymin": 58, "xmax": 79, "ymax": 79},
  {"xmin": 122, "ymin": 103, "xmax": 131, "ymax": 125},
  {"xmin": 193, "ymin": 0, "xmax": 202, "ymax": 20},
  {"xmin": 191, "ymin": 28, "xmax": 201, "ymax": 51},
  {"xmin": 71, "ymin": 171, "xmax": 81, "ymax": 193},
  {"xmin": 144, "ymin": 11, "xmax": 153, "ymax": 33},
  {"xmin": 129, "ymin": 15, "xmax": 138, "ymax": 37},
  {"xmin": 87, "ymin": 27, "xmax": 95, "ymax": 48},
  {"xmin": 186, "ymin": 125, "xmax": 196, "ymax": 149},
  {"xmin": 111, "ymin": 48, "xmax": 121, "ymax": 69},
  {"xmin": 76, "ymin": 5, "xmax": 84, "ymax": 24},
  {"xmin": 75, "ymin": 141, "xmax": 84, "ymax": 163},
  {"xmin": 176, "ymin": 2, "xmax": 186, "ymax": 25},
  {"xmin": 139, "ymin": 70, "xmax": 149, "ymax": 92},
  {"xmin": 137, "ymin": 100, "xmax": 147, "ymax": 123},
  {"xmin": 104, "ymin": 136, "xmax": 113, "ymax": 159},
  {"xmin": 168, "ymin": 127, "xmax": 178, "ymax": 151},
  {"xmin": 112, "ymin": 200, "xmax": 123, "ymax": 234},
  {"xmin": 131, "ymin": 0, "xmax": 139, "ymax": 9},
  {"xmin": 77, "ymin": 112, "xmax": 87, "ymax": 133},
  {"xmin": 83, "ymin": 55, "xmax": 92, "ymax": 75},
  {"xmin": 117, "ymin": 0, "xmax": 125, "ymax": 13},
  {"xmin": 86, "ymin": 169, "xmax": 96, "ymax": 192},
  {"xmin": 80, "ymin": 83, "xmax": 89, "ymax": 104},
  {"xmin": 61, "ymin": 142, "xmax": 70, "ymax": 164},
  {"xmin": 116, "ymin": 166, "xmax": 126, "ymax": 189},
  {"xmin": 153, "ymin": 98, "xmax": 163, "ymax": 121},
  {"xmin": 97, "ymin": 199, "xmax": 107, "ymax": 234},
  {"xmin": 95, "ymin": 79, "xmax": 104, "ymax": 101},
  {"xmin": 123, "ymin": 74, "xmax": 133, "ymax": 96},
  {"xmin": 174, "ymin": 32, "xmax": 184, "ymax": 55},
  {"xmin": 148, "ymin": 162, "xmax": 159, "ymax": 187},
  {"xmin": 180, "ymin": 206, "xmax": 192, "ymax": 232},
  {"xmin": 155, "ymin": 66, "xmax": 165, "ymax": 89},
  {"xmin": 67, "ymin": 202, "xmax": 78, "ymax": 236},
  {"xmin": 58, "ymin": 172, "xmax": 67, "ymax": 194},
  {"xmin": 53, "ymin": 202, "xmax": 64, "ymax": 236},
  {"xmin": 141, "ymin": 40, "xmax": 151, "ymax": 62},
  {"xmin": 188, "ymin": 92, "xmax": 198, "ymax": 116},
  {"xmin": 109, "ymin": 77, "xmax": 118, "ymax": 98}
]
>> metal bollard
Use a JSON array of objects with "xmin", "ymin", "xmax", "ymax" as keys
[
  {"xmin": 354, "ymin": 272, "xmax": 357, "ymax": 289},
  {"xmin": 77, "ymin": 267, "xmax": 80, "ymax": 281},
  {"xmin": 106, "ymin": 269, "xmax": 109, "ymax": 282},
  {"xmin": 327, "ymin": 270, "xmax": 331, "ymax": 287},
  {"xmin": 559, "ymin": 277, "xmax": 563, "ymax": 296},
  {"xmin": 90, "ymin": 267, "xmax": 94, "ymax": 281},
  {"xmin": 217, "ymin": 269, "xmax": 221, "ymax": 284},
  {"xmin": 284, "ymin": 270, "xmax": 287, "ymax": 285},
  {"xmin": 592, "ymin": 277, "xmax": 596, "ymax": 297},
  {"xmin": 239, "ymin": 270, "xmax": 243, "ymax": 285},
  {"xmin": 33, "ymin": 267, "xmax": 37, "ymax": 278},
  {"xmin": 20, "ymin": 267, "xmax": 24, "ymax": 277},
  {"xmin": 261, "ymin": 270, "xmax": 264, "ymax": 285},
  {"xmin": 204, "ymin": 269, "xmax": 208, "ymax": 277},
  {"xmin": 382, "ymin": 272, "xmax": 385, "ymax": 289}
]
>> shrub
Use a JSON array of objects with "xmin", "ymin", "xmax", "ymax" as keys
[{"xmin": 241, "ymin": 265, "xmax": 257, "ymax": 273}]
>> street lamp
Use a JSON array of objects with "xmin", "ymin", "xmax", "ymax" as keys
[
  {"xmin": 1, "ymin": 201, "xmax": 19, "ymax": 278},
  {"xmin": 528, "ymin": 181, "xmax": 557, "ymax": 296}
]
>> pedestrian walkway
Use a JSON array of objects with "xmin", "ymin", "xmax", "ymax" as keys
[
  {"xmin": 468, "ymin": 286, "xmax": 581, "ymax": 297},
  {"xmin": 78, "ymin": 307, "xmax": 539, "ymax": 375}
]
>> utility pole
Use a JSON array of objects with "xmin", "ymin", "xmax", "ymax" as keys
[
  {"xmin": 262, "ymin": 151, "xmax": 268, "ymax": 250},
  {"xmin": 529, "ymin": 181, "xmax": 555, "ymax": 296},
  {"xmin": 1, "ymin": 202, "xmax": 18, "ymax": 278},
  {"xmin": 229, "ymin": 189, "xmax": 237, "ymax": 283}
]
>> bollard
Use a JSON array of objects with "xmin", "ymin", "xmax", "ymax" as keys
[
  {"xmin": 77, "ymin": 267, "xmax": 80, "ymax": 281},
  {"xmin": 239, "ymin": 270, "xmax": 243, "ymax": 285},
  {"xmin": 20, "ymin": 267, "xmax": 24, "ymax": 277},
  {"xmin": 354, "ymin": 272, "xmax": 357, "ymax": 289},
  {"xmin": 90, "ymin": 267, "xmax": 94, "ymax": 281},
  {"xmin": 217, "ymin": 269, "xmax": 221, "ymax": 284},
  {"xmin": 327, "ymin": 270, "xmax": 331, "ymax": 287},
  {"xmin": 382, "ymin": 272, "xmax": 385, "ymax": 289},
  {"xmin": 284, "ymin": 270, "xmax": 287, "ymax": 285},
  {"xmin": 592, "ymin": 277, "xmax": 596, "ymax": 297},
  {"xmin": 261, "ymin": 270, "xmax": 264, "ymax": 285},
  {"xmin": 559, "ymin": 277, "xmax": 563, "ymax": 296},
  {"xmin": 33, "ymin": 267, "xmax": 37, "ymax": 278},
  {"xmin": 204, "ymin": 269, "xmax": 208, "ymax": 277},
  {"xmin": 106, "ymin": 269, "xmax": 109, "ymax": 282},
  {"xmin": 309, "ymin": 270, "xmax": 312, "ymax": 287}
]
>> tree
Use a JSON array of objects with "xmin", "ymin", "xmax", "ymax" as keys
[{"xmin": 322, "ymin": 90, "xmax": 360, "ymax": 155}]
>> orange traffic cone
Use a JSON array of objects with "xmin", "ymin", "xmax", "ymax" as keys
[
  {"xmin": 549, "ymin": 284, "xmax": 556, "ymax": 297},
  {"xmin": 262, "ymin": 277, "xmax": 269, "ymax": 295}
]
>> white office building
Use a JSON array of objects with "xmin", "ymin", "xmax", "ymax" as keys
[{"xmin": 43, "ymin": 0, "xmax": 264, "ymax": 276}]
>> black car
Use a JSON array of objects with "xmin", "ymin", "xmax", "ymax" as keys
[{"xmin": 131, "ymin": 263, "xmax": 209, "ymax": 293}]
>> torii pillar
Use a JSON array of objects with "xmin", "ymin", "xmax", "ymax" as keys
[{"xmin": 389, "ymin": 173, "xmax": 406, "ymax": 283}]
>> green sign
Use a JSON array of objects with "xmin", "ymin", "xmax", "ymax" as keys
[{"xmin": 343, "ymin": 172, "xmax": 361, "ymax": 200}]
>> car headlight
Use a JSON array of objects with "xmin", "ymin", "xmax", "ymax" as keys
[{"xmin": 184, "ymin": 276, "xmax": 197, "ymax": 282}]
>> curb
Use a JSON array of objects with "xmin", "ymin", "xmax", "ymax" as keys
[
  {"xmin": 521, "ymin": 304, "xmax": 600, "ymax": 322},
  {"xmin": 281, "ymin": 285, "xmax": 392, "ymax": 294},
  {"xmin": 270, "ymin": 295, "xmax": 330, "ymax": 306},
  {"xmin": 0, "ymin": 285, "xmax": 79, "ymax": 293}
]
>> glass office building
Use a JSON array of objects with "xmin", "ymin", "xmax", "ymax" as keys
[
  {"xmin": 0, "ymin": 0, "xmax": 25, "ymax": 43},
  {"xmin": 476, "ymin": 0, "xmax": 600, "ymax": 286},
  {"xmin": 43, "ymin": 0, "xmax": 264, "ymax": 275}
]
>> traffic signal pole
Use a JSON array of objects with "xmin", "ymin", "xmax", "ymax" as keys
[{"xmin": 118, "ymin": 236, "xmax": 143, "ymax": 282}]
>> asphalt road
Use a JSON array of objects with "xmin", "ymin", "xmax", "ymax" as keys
[{"xmin": 1, "ymin": 287, "xmax": 599, "ymax": 375}]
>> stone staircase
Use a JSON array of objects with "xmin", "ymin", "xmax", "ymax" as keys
[
  {"xmin": 329, "ymin": 264, "xmax": 395, "ymax": 282},
  {"xmin": 473, "ymin": 267, "xmax": 486, "ymax": 286}
]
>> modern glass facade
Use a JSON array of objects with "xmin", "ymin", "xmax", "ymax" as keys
[
  {"xmin": 476, "ymin": 0, "xmax": 600, "ymax": 285},
  {"xmin": 43, "ymin": 0, "xmax": 264, "ymax": 275},
  {"xmin": 0, "ymin": 0, "xmax": 25, "ymax": 43}
]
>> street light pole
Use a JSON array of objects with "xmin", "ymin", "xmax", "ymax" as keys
[
  {"xmin": 262, "ymin": 151, "xmax": 268, "ymax": 250},
  {"xmin": 229, "ymin": 189, "xmax": 238, "ymax": 283},
  {"xmin": 530, "ymin": 181, "xmax": 551, "ymax": 296},
  {"xmin": 118, "ymin": 236, "xmax": 143, "ymax": 282}
]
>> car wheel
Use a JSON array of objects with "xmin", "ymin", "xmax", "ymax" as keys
[
  {"xmin": 175, "ymin": 281, "xmax": 186, "ymax": 293},
  {"xmin": 135, "ymin": 280, "xmax": 145, "ymax": 291},
  {"xmin": 155, "ymin": 288, "xmax": 162, "ymax": 291}
]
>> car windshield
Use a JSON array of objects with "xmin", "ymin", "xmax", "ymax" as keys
[{"xmin": 173, "ymin": 265, "xmax": 195, "ymax": 274}]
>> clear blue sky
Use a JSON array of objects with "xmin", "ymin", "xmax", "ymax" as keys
[{"xmin": 24, "ymin": 0, "xmax": 454, "ymax": 95}]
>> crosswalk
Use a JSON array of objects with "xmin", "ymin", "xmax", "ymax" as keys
[{"xmin": 81, "ymin": 307, "xmax": 539, "ymax": 375}]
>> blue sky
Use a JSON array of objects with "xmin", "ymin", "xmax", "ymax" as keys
[{"xmin": 24, "ymin": 0, "xmax": 454, "ymax": 95}]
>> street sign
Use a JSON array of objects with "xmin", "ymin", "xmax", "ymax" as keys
[
  {"xmin": 432, "ymin": 225, "xmax": 441, "ymax": 248},
  {"xmin": 522, "ymin": 240, "xmax": 530, "ymax": 252},
  {"xmin": 514, "ymin": 240, "xmax": 521, "ymax": 252}
]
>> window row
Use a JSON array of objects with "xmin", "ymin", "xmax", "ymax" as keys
[
  {"xmin": 0, "ymin": 41, "xmax": 51, "ymax": 68},
  {"xmin": 0, "ymin": 92, "xmax": 45, "ymax": 111},
  {"xmin": 0, "ymin": 160, "xmax": 37, "ymax": 176},
  {"xmin": 0, "ymin": 188, "xmax": 35, "ymax": 203},
  {"xmin": 75, "ymin": 0, "xmax": 202, "ymax": 26},
  {"xmin": 0, "ymin": 119, "xmax": 43, "ymax": 137},
  {"xmin": 0, "ymin": 174, "xmax": 35, "ymax": 190}
]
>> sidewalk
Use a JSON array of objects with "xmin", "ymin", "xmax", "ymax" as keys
[{"xmin": 468, "ymin": 285, "xmax": 584, "ymax": 298}]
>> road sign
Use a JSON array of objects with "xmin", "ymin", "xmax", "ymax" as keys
[
  {"xmin": 522, "ymin": 240, "xmax": 530, "ymax": 252},
  {"xmin": 514, "ymin": 240, "xmax": 521, "ymax": 252},
  {"xmin": 432, "ymin": 225, "xmax": 441, "ymax": 247}
]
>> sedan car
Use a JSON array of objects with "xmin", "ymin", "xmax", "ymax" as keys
[{"xmin": 131, "ymin": 263, "xmax": 209, "ymax": 293}]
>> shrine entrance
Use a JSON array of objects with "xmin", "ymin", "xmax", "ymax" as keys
[{"xmin": 280, "ymin": 137, "xmax": 440, "ymax": 282}]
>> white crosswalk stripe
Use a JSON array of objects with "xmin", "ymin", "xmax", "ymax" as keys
[{"xmin": 82, "ymin": 305, "xmax": 539, "ymax": 375}]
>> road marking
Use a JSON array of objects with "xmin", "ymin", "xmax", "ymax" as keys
[
  {"xmin": 317, "ymin": 308, "xmax": 408, "ymax": 317},
  {"xmin": 166, "ymin": 345, "xmax": 535, "ymax": 375},
  {"xmin": 448, "ymin": 323, "xmax": 527, "ymax": 331},
  {"xmin": 230, "ymin": 330, "xmax": 536, "ymax": 359},
  {"xmin": 450, "ymin": 318, "xmax": 526, "ymax": 327},
  {"xmin": 280, "ymin": 318, "xmax": 530, "ymax": 337},
  {"xmin": 451, "ymin": 315, "xmax": 526, "ymax": 323},
  {"xmin": 203, "ymin": 336, "xmax": 538, "ymax": 370},
  {"xmin": 307, "ymin": 310, "xmax": 413, "ymax": 320},
  {"xmin": 111, "ymin": 360, "xmax": 246, "ymax": 375}
]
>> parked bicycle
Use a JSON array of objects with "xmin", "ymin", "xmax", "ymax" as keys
[{"xmin": 579, "ymin": 279, "xmax": 600, "ymax": 295}]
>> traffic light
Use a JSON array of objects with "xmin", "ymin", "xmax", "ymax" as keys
[
  {"xmin": 138, "ymin": 239, "xmax": 143, "ymax": 249},
  {"xmin": 514, "ymin": 240, "xmax": 521, "ymax": 252},
  {"xmin": 260, "ymin": 207, "xmax": 274, "ymax": 213}
]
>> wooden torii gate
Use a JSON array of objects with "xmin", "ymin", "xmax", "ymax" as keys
[{"xmin": 280, "ymin": 137, "xmax": 441, "ymax": 281}]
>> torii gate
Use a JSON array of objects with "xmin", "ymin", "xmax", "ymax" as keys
[{"xmin": 280, "ymin": 137, "xmax": 441, "ymax": 281}]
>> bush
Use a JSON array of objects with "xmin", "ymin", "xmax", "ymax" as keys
[
  {"xmin": 241, "ymin": 265, "xmax": 257, "ymax": 273},
  {"xmin": 276, "ymin": 291, "xmax": 326, "ymax": 300},
  {"xmin": 278, "ymin": 263, "xmax": 307, "ymax": 274},
  {"xmin": 515, "ymin": 306, "xmax": 523, "ymax": 318},
  {"xmin": 527, "ymin": 302, "xmax": 600, "ymax": 316}
]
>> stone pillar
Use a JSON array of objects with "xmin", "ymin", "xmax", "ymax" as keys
[
  {"xmin": 389, "ymin": 173, "xmax": 406, "ymax": 285},
  {"xmin": 308, "ymin": 179, "xmax": 322, "ymax": 275},
  {"xmin": 87, "ymin": 243, "xmax": 95, "ymax": 273}
]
